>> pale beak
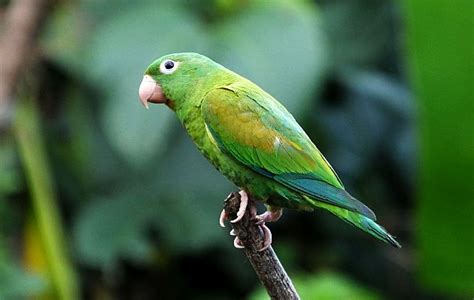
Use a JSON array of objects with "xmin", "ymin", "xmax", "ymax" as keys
[{"xmin": 138, "ymin": 75, "xmax": 166, "ymax": 109}]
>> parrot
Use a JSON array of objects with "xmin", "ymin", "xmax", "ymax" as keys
[{"xmin": 138, "ymin": 52, "xmax": 401, "ymax": 250}]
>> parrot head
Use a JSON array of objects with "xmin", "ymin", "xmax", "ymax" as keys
[{"xmin": 138, "ymin": 52, "xmax": 221, "ymax": 110}]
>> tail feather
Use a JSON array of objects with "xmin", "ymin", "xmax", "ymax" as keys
[
  {"xmin": 303, "ymin": 196, "xmax": 401, "ymax": 248},
  {"xmin": 274, "ymin": 174, "xmax": 376, "ymax": 220},
  {"xmin": 359, "ymin": 215, "xmax": 401, "ymax": 248}
]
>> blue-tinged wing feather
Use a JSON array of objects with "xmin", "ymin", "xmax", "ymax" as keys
[{"xmin": 274, "ymin": 174, "xmax": 376, "ymax": 220}]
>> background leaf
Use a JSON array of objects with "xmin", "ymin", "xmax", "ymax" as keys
[
  {"xmin": 0, "ymin": 257, "xmax": 45, "ymax": 299},
  {"xmin": 83, "ymin": 3, "xmax": 209, "ymax": 168},
  {"xmin": 211, "ymin": 1, "xmax": 327, "ymax": 116},
  {"xmin": 74, "ymin": 194, "xmax": 155, "ymax": 270}
]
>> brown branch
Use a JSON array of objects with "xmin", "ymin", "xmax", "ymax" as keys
[
  {"xmin": 0, "ymin": 0, "xmax": 50, "ymax": 127},
  {"xmin": 224, "ymin": 192, "xmax": 300, "ymax": 300}
]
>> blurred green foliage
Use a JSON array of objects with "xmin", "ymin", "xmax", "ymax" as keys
[
  {"xmin": 0, "ymin": 255, "xmax": 45, "ymax": 299},
  {"xmin": 14, "ymin": 96, "xmax": 79, "ymax": 299},
  {"xmin": 249, "ymin": 271, "xmax": 380, "ymax": 300},
  {"xmin": 404, "ymin": 0, "xmax": 474, "ymax": 295},
  {"xmin": 0, "ymin": 0, "xmax": 470, "ymax": 299}
]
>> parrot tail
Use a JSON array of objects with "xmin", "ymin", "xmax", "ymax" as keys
[{"xmin": 303, "ymin": 196, "xmax": 401, "ymax": 248}]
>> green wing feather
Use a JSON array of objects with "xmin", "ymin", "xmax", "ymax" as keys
[{"xmin": 201, "ymin": 82, "xmax": 376, "ymax": 220}]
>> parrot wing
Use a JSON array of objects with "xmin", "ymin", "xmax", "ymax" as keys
[{"xmin": 201, "ymin": 82, "xmax": 375, "ymax": 220}]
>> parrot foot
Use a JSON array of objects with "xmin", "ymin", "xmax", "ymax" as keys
[
  {"xmin": 219, "ymin": 190, "xmax": 272, "ymax": 251},
  {"xmin": 253, "ymin": 207, "xmax": 279, "ymax": 251},
  {"xmin": 257, "ymin": 223, "xmax": 272, "ymax": 251},
  {"xmin": 219, "ymin": 209, "xmax": 227, "ymax": 228},
  {"xmin": 233, "ymin": 237, "xmax": 245, "ymax": 249},
  {"xmin": 230, "ymin": 190, "xmax": 248, "ymax": 223},
  {"xmin": 219, "ymin": 190, "xmax": 248, "ymax": 227},
  {"xmin": 255, "ymin": 207, "xmax": 283, "ymax": 225},
  {"xmin": 232, "ymin": 224, "xmax": 272, "ymax": 251}
]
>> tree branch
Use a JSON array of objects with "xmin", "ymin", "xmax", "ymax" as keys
[
  {"xmin": 0, "ymin": 0, "xmax": 50, "ymax": 127},
  {"xmin": 224, "ymin": 192, "xmax": 300, "ymax": 300}
]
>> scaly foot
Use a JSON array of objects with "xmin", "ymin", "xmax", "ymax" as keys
[
  {"xmin": 219, "ymin": 190, "xmax": 248, "ymax": 227},
  {"xmin": 232, "ymin": 224, "xmax": 272, "ymax": 251},
  {"xmin": 219, "ymin": 191, "xmax": 278, "ymax": 251},
  {"xmin": 255, "ymin": 207, "xmax": 283, "ymax": 225},
  {"xmin": 231, "ymin": 190, "xmax": 248, "ymax": 223},
  {"xmin": 257, "ymin": 223, "xmax": 272, "ymax": 251},
  {"xmin": 253, "ymin": 206, "xmax": 282, "ymax": 251}
]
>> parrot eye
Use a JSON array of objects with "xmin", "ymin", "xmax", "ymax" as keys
[{"xmin": 160, "ymin": 59, "xmax": 179, "ymax": 74}]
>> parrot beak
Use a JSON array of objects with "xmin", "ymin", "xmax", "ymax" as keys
[{"xmin": 138, "ymin": 75, "xmax": 166, "ymax": 109}]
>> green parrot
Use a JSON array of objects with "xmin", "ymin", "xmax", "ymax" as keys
[{"xmin": 138, "ymin": 52, "xmax": 400, "ymax": 250}]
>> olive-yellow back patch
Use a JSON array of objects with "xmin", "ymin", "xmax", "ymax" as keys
[{"xmin": 201, "ymin": 85, "xmax": 343, "ymax": 189}]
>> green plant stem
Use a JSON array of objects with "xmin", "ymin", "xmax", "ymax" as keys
[{"xmin": 13, "ymin": 97, "xmax": 79, "ymax": 300}]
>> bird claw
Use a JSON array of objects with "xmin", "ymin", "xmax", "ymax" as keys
[
  {"xmin": 233, "ymin": 237, "xmax": 245, "ymax": 249},
  {"xmin": 219, "ymin": 190, "xmax": 249, "ymax": 227},
  {"xmin": 220, "ymin": 190, "xmax": 248, "ymax": 248},
  {"xmin": 219, "ymin": 209, "xmax": 227, "ymax": 228},
  {"xmin": 219, "ymin": 190, "xmax": 276, "ymax": 251},
  {"xmin": 258, "ymin": 223, "xmax": 272, "ymax": 251},
  {"xmin": 231, "ymin": 223, "xmax": 272, "ymax": 250},
  {"xmin": 255, "ymin": 208, "xmax": 283, "ymax": 225},
  {"xmin": 230, "ymin": 190, "xmax": 248, "ymax": 223}
]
